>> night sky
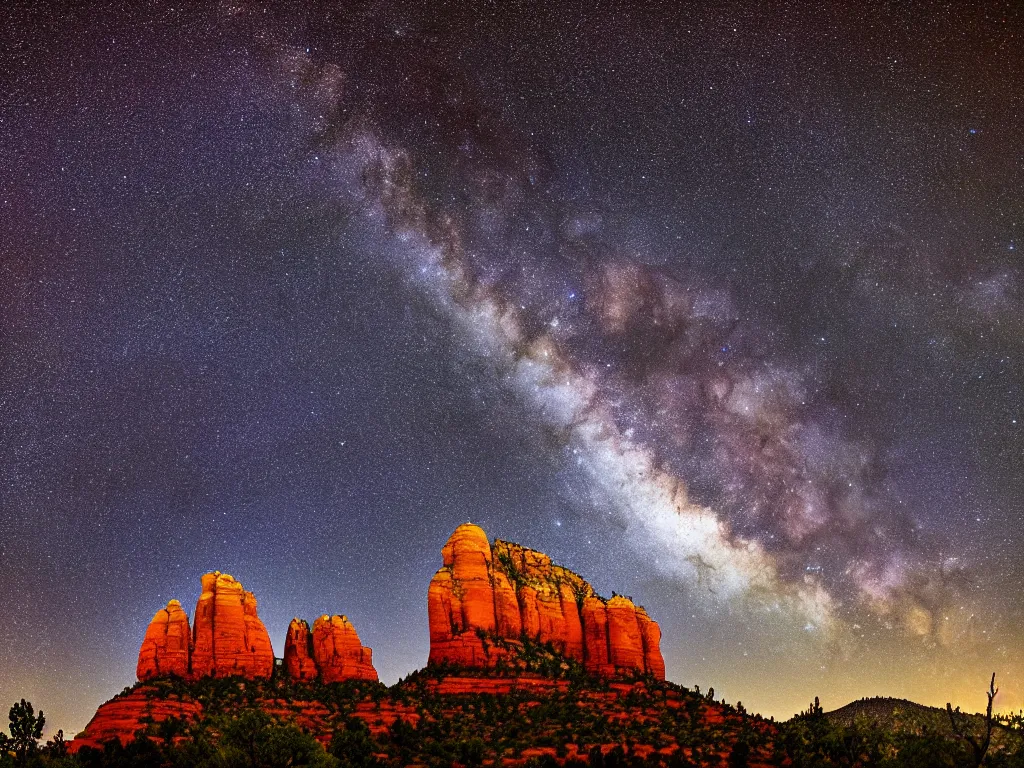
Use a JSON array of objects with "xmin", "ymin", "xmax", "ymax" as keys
[{"xmin": 2, "ymin": 0, "xmax": 1022, "ymax": 735}]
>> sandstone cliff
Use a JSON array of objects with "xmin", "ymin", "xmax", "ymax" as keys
[
  {"xmin": 284, "ymin": 618, "xmax": 318, "ymax": 682},
  {"xmin": 135, "ymin": 572, "xmax": 376, "ymax": 684},
  {"xmin": 427, "ymin": 522, "xmax": 515, "ymax": 666},
  {"xmin": 427, "ymin": 523, "xmax": 666, "ymax": 679},
  {"xmin": 311, "ymin": 615, "xmax": 378, "ymax": 683},
  {"xmin": 190, "ymin": 571, "xmax": 275, "ymax": 679},
  {"xmin": 137, "ymin": 599, "xmax": 191, "ymax": 681}
]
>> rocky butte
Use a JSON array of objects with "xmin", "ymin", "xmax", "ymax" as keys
[
  {"xmin": 286, "ymin": 615, "xmax": 378, "ymax": 684},
  {"xmin": 71, "ymin": 526, "xmax": 678, "ymax": 759},
  {"xmin": 136, "ymin": 571, "xmax": 277, "ymax": 682},
  {"xmin": 428, "ymin": 523, "xmax": 665, "ymax": 679},
  {"xmin": 73, "ymin": 571, "xmax": 377, "ymax": 752}
]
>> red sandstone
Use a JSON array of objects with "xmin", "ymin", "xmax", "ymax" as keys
[
  {"xmin": 70, "ymin": 688, "xmax": 202, "ymax": 753},
  {"xmin": 311, "ymin": 614, "xmax": 378, "ymax": 683},
  {"xmin": 427, "ymin": 523, "xmax": 666, "ymax": 679},
  {"xmin": 284, "ymin": 618, "xmax": 319, "ymax": 682},
  {"xmin": 190, "ymin": 572, "xmax": 275, "ymax": 679},
  {"xmin": 136, "ymin": 600, "xmax": 191, "ymax": 681},
  {"xmin": 131, "ymin": 572, "xmax": 377, "ymax": 685}
]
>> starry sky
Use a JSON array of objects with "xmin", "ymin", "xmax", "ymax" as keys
[{"xmin": 2, "ymin": 0, "xmax": 1022, "ymax": 736}]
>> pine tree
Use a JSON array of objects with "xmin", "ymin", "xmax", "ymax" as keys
[{"xmin": 7, "ymin": 699, "xmax": 45, "ymax": 765}]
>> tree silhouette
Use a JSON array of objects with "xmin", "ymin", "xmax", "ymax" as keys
[
  {"xmin": 947, "ymin": 672, "xmax": 998, "ymax": 768},
  {"xmin": 44, "ymin": 728, "xmax": 68, "ymax": 757},
  {"xmin": 7, "ymin": 699, "xmax": 45, "ymax": 765}
]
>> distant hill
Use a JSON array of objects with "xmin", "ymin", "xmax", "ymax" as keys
[
  {"xmin": 823, "ymin": 696, "xmax": 965, "ymax": 734},
  {"xmin": 822, "ymin": 695, "xmax": 1024, "ymax": 762}
]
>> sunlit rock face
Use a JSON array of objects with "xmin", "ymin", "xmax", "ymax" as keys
[
  {"xmin": 190, "ymin": 571, "xmax": 275, "ymax": 679},
  {"xmin": 428, "ymin": 523, "xmax": 512, "ymax": 666},
  {"xmin": 137, "ymin": 599, "xmax": 192, "ymax": 681},
  {"xmin": 283, "ymin": 615, "xmax": 378, "ymax": 683},
  {"xmin": 606, "ymin": 595, "xmax": 647, "ymax": 671},
  {"xmin": 284, "ymin": 618, "xmax": 318, "ymax": 682},
  {"xmin": 581, "ymin": 596, "xmax": 613, "ymax": 674},
  {"xmin": 427, "ymin": 523, "xmax": 666, "ymax": 678},
  {"xmin": 134, "ymin": 571, "xmax": 378, "ymax": 685},
  {"xmin": 637, "ymin": 607, "xmax": 666, "ymax": 679},
  {"xmin": 311, "ymin": 614, "xmax": 378, "ymax": 683}
]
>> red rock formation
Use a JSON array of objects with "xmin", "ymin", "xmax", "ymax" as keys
[
  {"xmin": 424, "ymin": 675, "xmax": 571, "ymax": 696},
  {"xmin": 311, "ymin": 615, "xmax": 378, "ymax": 682},
  {"xmin": 284, "ymin": 618, "xmax": 318, "ymax": 682},
  {"xmin": 428, "ymin": 523, "xmax": 510, "ymax": 666},
  {"xmin": 447, "ymin": 525, "xmax": 500, "ymax": 632},
  {"xmin": 517, "ymin": 584, "xmax": 542, "ymax": 640},
  {"xmin": 137, "ymin": 599, "xmax": 191, "ymax": 681},
  {"xmin": 190, "ymin": 571, "xmax": 274, "ymax": 679},
  {"xmin": 637, "ymin": 607, "xmax": 666, "ymax": 679},
  {"xmin": 534, "ymin": 583, "xmax": 584, "ymax": 659},
  {"xmin": 427, "ymin": 524, "xmax": 666, "ymax": 679},
  {"xmin": 606, "ymin": 595, "xmax": 646, "ymax": 672},
  {"xmin": 132, "ymin": 572, "xmax": 378, "ymax": 686},
  {"xmin": 581, "ymin": 596, "xmax": 613, "ymax": 675},
  {"xmin": 492, "ymin": 568, "xmax": 522, "ymax": 639},
  {"xmin": 70, "ymin": 688, "xmax": 203, "ymax": 753},
  {"xmin": 498, "ymin": 539, "xmax": 590, "ymax": 661}
]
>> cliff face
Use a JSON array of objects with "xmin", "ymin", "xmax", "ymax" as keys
[
  {"xmin": 427, "ymin": 523, "xmax": 516, "ymax": 667},
  {"xmin": 311, "ymin": 615, "xmax": 378, "ymax": 683},
  {"xmin": 137, "ymin": 600, "xmax": 192, "ymax": 681},
  {"xmin": 190, "ymin": 572, "xmax": 275, "ymax": 679},
  {"xmin": 427, "ymin": 523, "xmax": 666, "ymax": 679},
  {"xmin": 637, "ymin": 607, "xmax": 666, "ymax": 679},
  {"xmin": 134, "ymin": 573, "xmax": 376, "ymax": 685},
  {"xmin": 284, "ymin": 619, "xmax": 318, "ymax": 682}
]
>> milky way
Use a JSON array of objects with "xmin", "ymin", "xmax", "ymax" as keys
[
  {"xmin": 1, "ymin": 0, "xmax": 1022, "ymax": 733},
  {"xmin": 275, "ymin": 22, "xmax": 1011, "ymax": 647}
]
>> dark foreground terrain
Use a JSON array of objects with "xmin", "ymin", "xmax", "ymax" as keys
[{"xmin": 5, "ymin": 661, "xmax": 1024, "ymax": 768}]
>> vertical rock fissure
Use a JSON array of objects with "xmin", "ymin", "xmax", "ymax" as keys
[{"xmin": 604, "ymin": 602, "xmax": 612, "ymax": 671}]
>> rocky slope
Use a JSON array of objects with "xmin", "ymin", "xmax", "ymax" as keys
[
  {"xmin": 72, "ymin": 674, "xmax": 777, "ymax": 766},
  {"xmin": 428, "ymin": 523, "xmax": 665, "ymax": 678},
  {"xmin": 69, "ymin": 688, "xmax": 204, "ymax": 753}
]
